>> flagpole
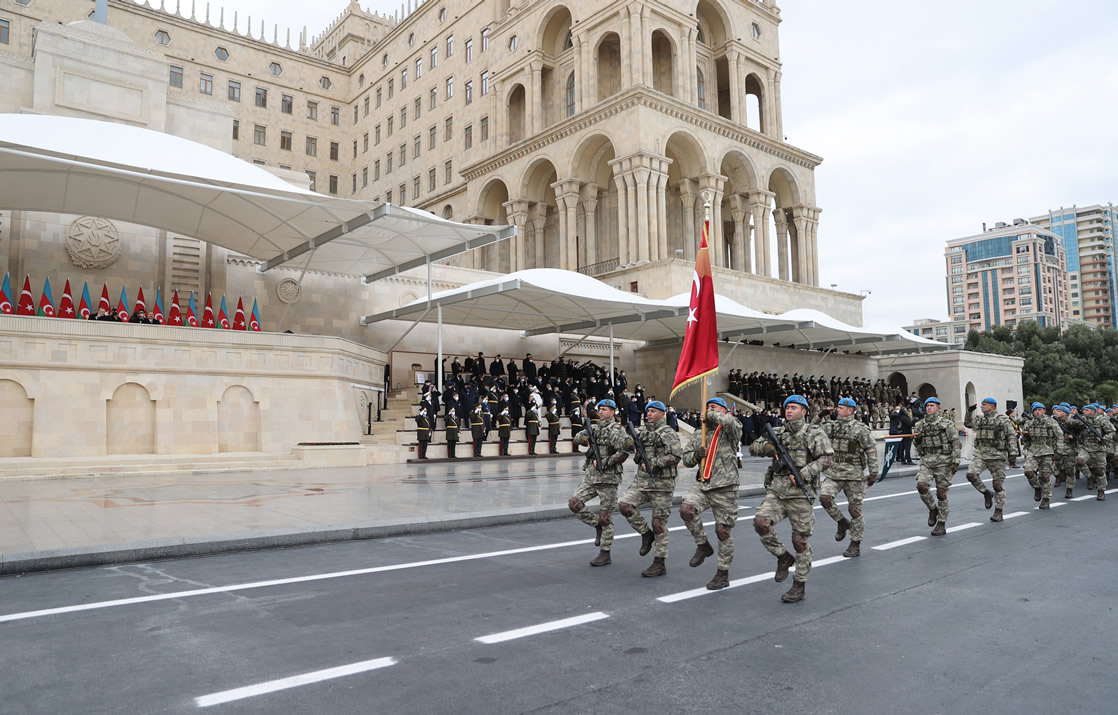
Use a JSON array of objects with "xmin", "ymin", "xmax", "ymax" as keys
[{"xmin": 700, "ymin": 190, "xmax": 713, "ymax": 452}]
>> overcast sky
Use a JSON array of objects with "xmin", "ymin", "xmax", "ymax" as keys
[{"xmin": 174, "ymin": 0, "xmax": 1118, "ymax": 326}]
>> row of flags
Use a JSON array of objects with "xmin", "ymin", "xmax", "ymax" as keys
[{"xmin": 0, "ymin": 274, "xmax": 262, "ymax": 331}]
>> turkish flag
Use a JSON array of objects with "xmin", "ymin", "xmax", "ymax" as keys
[
  {"xmin": 59, "ymin": 279, "xmax": 76, "ymax": 319},
  {"xmin": 232, "ymin": 297, "xmax": 248, "ymax": 331},
  {"xmin": 670, "ymin": 217, "xmax": 719, "ymax": 398},
  {"xmin": 135, "ymin": 286, "xmax": 147, "ymax": 315},
  {"xmin": 16, "ymin": 276, "xmax": 36, "ymax": 316},
  {"xmin": 168, "ymin": 290, "xmax": 183, "ymax": 326},
  {"xmin": 98, "ymin": 284, "xmax": 112, "ymax": 314},
  {"xmin": 202, "ymin": 293, "xmax": 216, "ymax": 328}
]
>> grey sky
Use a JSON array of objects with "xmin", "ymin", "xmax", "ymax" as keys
[{"xmin": 174, "ymin": 0, "xmax": 1118, "ymax": 326}]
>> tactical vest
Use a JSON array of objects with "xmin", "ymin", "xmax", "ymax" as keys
[
  {"xmin": 919, "ymin": 415, "xmax": 953, "ymax": 454},
  {"xmin": 973, "ymin": 414, "xmax": 1002, "ymax": 449},
  {"xmin": 829, "ymin": 418, "xmax": 865, "ymax": 466}
]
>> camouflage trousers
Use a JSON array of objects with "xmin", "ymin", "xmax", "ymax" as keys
[
  {"xmin": 570, "ymin": 481, "xmax": 618, "ymax": 550},
  {"xmin": 681, "ymin": 485, "xmax": 738, "ymax": 570},
  {"xmin": 967, "ymin": 454, "xmax": 1004, "ymax": 509},
  {"xmin": 1083, "ymin": 450, "xmax": 1109, "ymax": 490},
  {"xmin": 1023, "ymin": 454, "xmax": 1054, "ymax": 501},
  {"xmin": 820, "ymin": 478, "xmax": 866, "ymax": 542},
  {"xmin": 755, "ymin": 492, "xmax": 814, "ymax": 583},
  {"xmin": 1055, "ymin": 452, "xmax": 1080, "ymax": 484},
  {"xmin": 916, "ymin": 455, "xmax": 955, "ymax": 523},
  {"xmin": 619, "ymin": 486, "xmax": 672, "ymax": 558}
]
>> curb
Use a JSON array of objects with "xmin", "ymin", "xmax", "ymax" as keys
[{"xmin": 0, "ymin": 485, "xmax": 769, "ymax": 575}]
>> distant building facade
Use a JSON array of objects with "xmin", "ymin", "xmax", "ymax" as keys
[
  {"xmin": 1030, "ymin": 204, "xmax": 1117, "ymax": 328},
  {"xmin": 904, "ymin": 317, "xmax": 966, "ymax": 345}
]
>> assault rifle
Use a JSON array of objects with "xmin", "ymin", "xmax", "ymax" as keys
[
  {"xmin": 1075, "ymin": 414, "xmax": 1104, "ymax": 443},
  {"xmin": 625, "ymin": 421, "xmax": 652, "ymax": 474},
  {"xmin": 585, "ymin": 422, "xmax": 603, "ymax": 470},
  {"xmin": 762, "ymin": 422, "xmax": 814, "ymax": 503},
  {"xmin": 1055, "ymin": 419, "xmax": 1076, "ymax": 442}
]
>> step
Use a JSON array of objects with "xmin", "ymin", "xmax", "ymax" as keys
[
  {"xmin": 0, "ymin": 457, "xmax": 304, "ymax": 480},
  {"xmin": 403, "ymin": 415, "xmax": 573, "ymax": 431},
  {"xmin": 397, "ymin": 427, "xmax": 575, "ymax": 446},
  {"xmin": 408, "ymin": 438, "xmax": 579, "ymax": 459}
]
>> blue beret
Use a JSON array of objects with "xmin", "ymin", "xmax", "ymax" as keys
[
  {"xmin": 1031, "ymin": 402, "xmax": 1045, "ymax": 411},
  {"xmin": 646, "ymin": 400, "xmax": 666, "ymax": 412},
  {"xmin": 784, "ymin": 394, "xmax": 809, "ymax": 409},
  {"xmin": 924, "ymin": 397, "xmax": 940, "ymax": 406},
  {"xmin": 837, "ymin": 397, "xmax": 856, "ymax": 408},
  {"xmin": 597, "ymin": 399, "xmax": 616, "ymax": 409},
  {"xmin": 706, "ymin": 397, "xmax": 729, "ymax": 409},
  {"xmin": 982, "ymin": 397, "xmax": 997, "ymax": 405}
]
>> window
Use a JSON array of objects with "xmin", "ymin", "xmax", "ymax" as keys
[
  {"xmin": 481, "ymin": 28, "xmax": 490, "ymax": 53},
  {"xmin": 228, "ymin": 80, "xmax": 241, "ymax": 101},
  {"xmin": 306, "ymin": 171, "xmax": 316, "ymax": 191},
  {"xmin": 199, "ymin": 73, "xmax": 213, "ymax": 95},
  {"xmin": 481, "ymin": 71, "xmax": 489, "ymax": 95},
  {"xmin": 445, "ymin": 116, "xmax": 453, "ymax": 141},
  {"xmin": 414, "ymin": 97, "xmax": 422, "ymax": 119},
  {"xmin": 306, "ymin": 136, "xmax": 317, "ymax": 156},
  {"xmin": 169, "ymin": 65, "xmax": 183, "ymax": 88},
  {"xmin": 388, "ymin": 79, "xmax": 394, "ymax": 99},
  {"xmin": 232, "ymin": 120, "xmax": 239, "ymax": 140},
  {"xmin": 566, "ymin": 73, "xmax": 575, "ymax": 116},
  {"xmin": 353, "ymin": 140, "xmax": 358, "ymax": 158},
  {"xmin": 401, "ymin": 68, "xmax": 408, "ymax": 90},
  {"xmin": 362, "ymin": 167, "xmax": 368, "ymax": 188},
  {"xmin": 387, "ymin": 153, "xmax": 393, "ymax": 173},
  {"xmin": 431, "ymin": 46, "xmax": 438, "ymax": 68},
  {"xmin": 400, "ymin": 107, "xmax": 407, "ymax": 128},
  {"xmin": 319, "ymin": 75, "xmax": 332, "ymax": 89},
  {"xmin": 281, "ymin": 94, "xmax": 293, "ymax": 114},
  {"xmin": 388, "ymin": 116, "xmax": 393, "ymax": 136},
  {"xmin": 409, "ymin": 32, "xmax": 416, "ymax": 47},
  {"xmin": 413, "ymin": 176, "xmax": 420, "ymax": 198},
  {"xmin": 363, "ymin": 133, "xmax": 369, "ymax": 152},
  {"xmin": 443, "ymin": 205, "xmax": 453, "ymax": 220},
  {"xmin": 751, "ymin": 22, "xmax": 761, "ymax": 40},
  {"xmin": 364, "ymin": 96, "xmax": 370, "ymax": 116},
  {"xmin": 465, "ymin": 80, "xmax": 473, "ymax": 105},
  {"xmin": 952, "ymin": 285, "xmax": 963, "ymax": 295},
  {"xmin": 447, "ymin": 35, "xmax": 454, "ymax": 57},
  {"xmin": 155, "ymin": 30, "xmax": 171, "ymax": 45},
  {"xmin": 950, "ymin": 255, "xmax": 962, "ymax": 264},
  {"xmin": 400, "ymin": 184, "xmax": 406, "ymax": 204},
  {"xmin": 430, "ymin": 88, "xmax": 437, "ymax": 110},
  {"xmin": 400, "ymin": 143, "xmax": 407, "ymax": 166},
  {"xmin": 465, "ymin": 39, "xmax": 473, "ymax": 63},
  {"xmin": 508, "ymin": 35, "xmax": 519, "ymax": 52},
  {"xmin": 953, "ymin": 296, "xmax": 964, "ymax": 305},
  {"xmin": 255, "ymin": 87, "xmax": 267, "ymax": 107},
  {"xmin": 374, "ymin": 160, "xmax": 381, "ymax": 180},
  {"xmin": 413, "ymin": 135, "xmax": 421, "ymax": 158},
  {"xmin": 352, "ymin": 174, "xmax": 357, "ymax": 193},
  {"xmin": 444, "ymin": 160, "xmax": 452, "ymax": 185},
  {"xmin": 331, "ymin": 106, "xmax": 340, "ymax": 125},
  {"xmin": 439, "ymin": 7, "xmax": 447, "ymax": 22},
  {"xmin": 385, "ymin": 189, "xmax": 392, "ymax": 203},
  {"xmin": 429, "ymin": 125, "xmax": 437, "ymax": 149},
  {"xmin": 480, "ymin": 116, "xmax": 489, "ymax": 142},
  {"xmin": 376, "ymin": 88, "xmax": 382, "ymax": 108},
  {"xmin": 269, "ymin": 62, "xmax": 282, "ymax": 76},
  {"xmin": 428, "ymin": 168, "xmax": 436, "ymax": 192},
  {"xmin": 382, "ymin": 52, "xmax": 389, "ymax": 67},
  {"xmin": 253, "ymin": 125, "xmax": 266, "ymax": 145},
  {"xmin": 951, "ymin": 266, "xmax": 963, "ymax": 275},
  {"xmin": 328, "ymin": 175, "xmax": 338, "ymax": 195},
  {"xmin": 354, "ymin": 105, "xmax": 359, "ymax": 123},
  {"xmin": 329, "ymin": 141, "xmax": 339, "ymax": 161},
  {"xmin": 375, "ymin": 125, "xmax": 381, "ymax": 144},
  {"xmin": 696, "ymin": 68, "xmax": 705, "ymax": 109},
  {"xmin": 307, "ymin": 101, "xmax": 318, "ymax": 120},
  {"xmin": 215, "ymin": 46, "xmax": 229, "ymax": 61},
  {"xmin": 446, "ymin": 76, "xmax": 454, "ymax": 99},
  {"xmin": 951, "ymin": 275, "xmax": 963, "ymax": 284},
  {"xmin": 280, "ymin": 131, "xmax": 292, "ymax": 151},
  {"xmin": 416, "ymin": 57, "xmax": 423, "ymax": 78},
  {"xmin": 464, "ymin": 124, "xmax": 472, "ymax": 149}
]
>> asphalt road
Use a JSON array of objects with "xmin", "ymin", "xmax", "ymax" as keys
[{"xmin": 2, "ymin": 470, "xmax": 1116, "ymax": 714}]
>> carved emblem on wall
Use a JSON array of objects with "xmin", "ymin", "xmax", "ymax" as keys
[
  {"xmin": 277, "ymin": 278, "xmax": 301, "ymax": 304},
  {"xmin": 66, "ymin": 216, "xmax": 122, "ymax": 269}
]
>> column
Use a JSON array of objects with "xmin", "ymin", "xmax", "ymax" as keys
[
  {"xmin": 581, "ymin": 183, "xmax": 599, "ymax": 266},
  {"xmin": 552, "ymin": 179, "xmax": 582, "ymax": 270},
  {"xmin": 623, "ymin": 161, "xmax": 640, "ymax": 264},
  {"xmin": 679, "ymin": 179, "xmax": 698, "ymax": 261},
  {"xmin": 530, "ymin": 61, "xmax": 543, "ymax": 135},
  {"xmin": 609, "ymin": 158, "xmax": 630, "ymax": 266},
  {"xmin": 697, "ymin": 173, "xmax": 726, "ymax": 267},
  {"xmin": 638, "ymin": 4, "xmax": 650, "ymax": 87},
  {"xmin": 788, "ymin": 214, "xmax": 801, "ymax": 283},
  {"xmin": 809, "ymin": 206, "xmax": 822, "ymax": 286},
  {"xmin": 682, "ymin": 29, "xmax": 695, "ymax": 105},
  {"xmin": 620, "ymin": 8, "xmax": 632, "ymax": 88},
  {"xmin": 773, "ymin": 69, "xmax": 784, "ymax": 140},
  {"xmin": 504, "ymin": 200, "xmax": 530, "ymax": 273},
  {"xmin": 749, "ymin": 190, "xmax": 775, "ymax": 277},
  {"xmin": 630, "ymin": 160, "xmax": 651, "ymax": 264},
  {"xmin": 531, "ymin": 207, "xmax": 548, "ymax": 268},
  {"xmin": 494, "ymin": 84, "xmax": 506, "ymax": 149},
  {"xmin": 791, "ymin": 205, "xmax": 810, "ymax": 284},
  {"xmin": 729, "ymin": 194, "xmax": 750, "ymax": 273},
  {"xmin": 573, "ymin": 35, "xmax": 584, "ymax": 113},
  {"xmin": 727, "ymin": 50, "xmax": 742, "ymax": 124},
  {"xmin": 655, "ymin": 160, "xmax": 670, "ymax": 262},
  {"xmin": 773, "ymin": 207, "xmax": 790, "ymax": 281},
  {"xmin": 766, "ymin": 68, "xmax": 779, "ymax": 138}
]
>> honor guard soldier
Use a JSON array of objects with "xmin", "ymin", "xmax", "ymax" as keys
[
  {"xmin": 619, "ymin": 401, "xmax": 682, "ymax": 577},
  {"xmin": 680, "ymin": 397, "xmax": 743, "ymax": 591},
  {"xmin": 817, "ymin": 397, "xmax": 879, "ymax": 557},
  {"xmin": 470, "ymin": 406, "xmax": 486, "ymax": 457},
  {"xmin": 964, "ymin": 398, "xmax": 1013, "ymax": 520},
  {"xmin": 750, "ymin": 395, "xmax": 834, "ymax": 603},
  {"xmin": 546, "ymin": 404, "xmax": 562, "ymax": 454},
  {"xmin": 570, "ymin": 407, "xmax": 584, "ymax": 454},
  {"xmin": 1069, "ymin": 403, "xmax": 1114, "ymax": 500},
  {"xmin": 415, "ymin": 408, "xmax": 431, "ymax": 460},
  {"xmin": 525, "ymin": 405, "xmax": 540, "ymax": 455},
  {"xmin": 570, "ymin": 399, "xmax": 632, "ymax": 566},
  {"xmin": 497, "ymin": 409, "xmax": 512, "ymax": 456},
  {"xmin": 912, "ymin": 397, "xmax": 961, "ymax": 535},
  {"xmin": 1021, "ymin": 402, "xmax": 1060, "ymax": 509},
  {"xmin": 1051, "ymin": 403, "xmax": 1078, "ymax": 496},
  {"xmin": 445, "ymin": 409, "xmax": 460, "ymax": 460}
]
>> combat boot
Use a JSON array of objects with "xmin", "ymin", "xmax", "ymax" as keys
[
  {"xmin": 1034, "ymin": 486, "xmax": 1042, "ymax": 502},
  {"xmin": 835, "ymin": 517, "xmax": 851, "ymax": 542},
  {"xmin": 990, "ymin": 508, "xmax": 1003, "ymax": 522},
  {"xmin": 1087, "ymin": 476, "xmax": 1096, "ymax": 490},
  {"xmin": 641, "ymin": 557, "xmax": 666, "ymax": 578},
  {"xmin": 1039, "ymin": 497, "xmax": 1050, "ymax": 509},
  {"xmin": 639, "ymin": 529, "xmax": 655, "ymax": 557},
  {"xmin": 774, "ymin": 552, "xmax": 795, "ymax": 583},
  {"xmin": 930, "ymin": 521, "xmax": 947, "ymax": 536},
  {"xmin": 781, "ymin": 581, "xmax": 806, "ymax": 603},
  {"xmin": 706, "ymin": 569, "xmax": 729, "ymax": 591},
  {"xmin": 688, "ymin": 541, "xmax": 714, "ymax": 567},
  {"xmin": 1065, "ymin": 486, "xmax": 1074, "ymax": 499},
  {"xmin": 842, "ymin": 541, "xmax": 861, "ymax": 558},
  {"xmin": 589, "ymin": 549, "xmax": 611, "ymax": 567},
  {"xmin": 927, "ymin": 507, "xmax": 939, "ymax": 527},
  {"xmin": 1055, "ymin": 474, "xmax": 1065, "ymax": 486},
  {"xmin": 594, "ymin": 525, "xmax": 602, "ymax": 547},
  {"xmin": 1098, "ymin": 489, "xmax": 1106, "ymax": 501},
  {"xmin": 984, "ymin": 490, "xmax": 994, "ymax": 510}
]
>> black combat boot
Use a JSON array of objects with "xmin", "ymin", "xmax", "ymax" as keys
[
  {"xmin": 706, "ymin": 569, "xmax": 729, "ymax": 590},
  {"xmin": 688, "ymin": 541, "xmax": 714, "ymax": 567},
  {"xmin": 842, "ymin": 541, "xmax": 861, "ymax": 558},
  {"xmin": 589, "ymin": 550, "xmax": 611, "ymax": 567},
  {"xmin": 594, "ymin": 525, "xmax": 602, "ymax": 547},
  {"xmin": 1098, "ymin": 489, "xmax": 1106, "ymax": 501},
  {"xmin": 641, "ymin": 557, "xmax": 666, "ymax": 578},
  {"xmin": 1034, "ymin": 486, "xmax": 1042, "ymax": 502},
  {"xmin": 781, "ymin": 581, "xmax": 806, "ymax": 603},
  {"xmin": 984, "ymin": 490, "xmax": 994, "ymax": 509},
  {"xmin": 639, "ymin": 529, "xmax": 655, "ymax": 557},
  {"xmin": 835, "ymin": 517, "xmax": 851, "ymax": 542},
  {"xmin": 927, "ymin": 507, "xmax": 939, "ymax": 527},
  {"xmin": 1065, "ymin": 486, "xmax": 1074, "ymax": 499},
  {"xmin": 930, "ymin": 521, "xmax": 947, "ymax": 536},
  {"xmin": 774, "ymin": 552, "xmax": 795, "ymax": 583}
]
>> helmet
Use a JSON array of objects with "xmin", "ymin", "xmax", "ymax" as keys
[
  {"xmin": 981, "ymin": 397, "xmax": 997, "ymax": 405},
  {"xmin": 596, "ymin": 399, "xmax": 617, "ymax": 410},
  {"xmin": 783, "ymin": 394, "xmax": 809, "ymax": 409},
  {"xmin": 924, "ymin": 396, "xmax": 941, "ymax": 406},
  {"xmin": 1031, "ymin": 402, "xmax": 1045, "ymax": 411},
  {"xmin": 837, "ymin": 397, "xmax": 857, "ymax": 408},
  {"xmin": 646, "ymin": 400, "xmax": 666, "ymax": 413},
  {"xmin": 706, "ymin": 397, "xmax": 729, "ymax": 410}
]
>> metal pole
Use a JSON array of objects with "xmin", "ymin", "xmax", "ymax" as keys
[
  {"xmin": 609, "ymin": 323, "xmax": 615, "ymax": 391},
  {"xmin": 437, "ymin": 304, "xmax": 444, "ymax": 392}
]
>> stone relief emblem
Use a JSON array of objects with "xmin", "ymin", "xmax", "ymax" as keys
[
  {"xmin": 277, "ymin": 278, "xmax": 301, "ymax": 304},
  {"xmin": 66, "ymin": 216, "xmax": 122, "ymax": 269}
]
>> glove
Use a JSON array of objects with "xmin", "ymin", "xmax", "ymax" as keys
[
  {"xmin": 757, "ymin": 442, "xmax": 777, "ymax": 459},
  {"xmin": 949, "ymin": 463, "xmax": 959, "ymax": 474},
  {"xmin": 607, "ymin": 451, "xmax": 629, "ymax": 467},
  {"xmin": 1008, "ymin": 456, "xmax": 1016, "ymax": 468},
  {"xmin": 866, "ymin": 473, "xmax": 879, "ymax": 488},
  {"xmin": 695, "ymin": 445, "xmax": 708, "ymax": 460},
  {"xmin": 967, "ymin": 404, "xmax": 977, "ymax": 412}
]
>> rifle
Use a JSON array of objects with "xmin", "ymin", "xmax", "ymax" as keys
[
  {"xmin": 625, "ymin": 421, "xmax": 652, "ymax": 475},
  {"xmin": 585, "ymin": 421, "xmax": 603, "ymax": 470},
  {"xmin": 762, "ymin": 422, "xmax": 814, "ymax": 503},
  {"xmin": 1075, "ymin": 414, "xmax": 1104, "ymax": 443}
]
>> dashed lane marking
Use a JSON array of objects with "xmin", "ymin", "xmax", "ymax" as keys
[
  {"xmin": 194, "ymin": 656, "xmax": 396, "ymax": 708},
  {"xmin": 475, "ymin": 612, "xmax": 610, "ymax": 644}
]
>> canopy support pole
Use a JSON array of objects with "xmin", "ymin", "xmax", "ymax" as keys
[
  {"xmin": 811, "ymin": 347, "xmax": 837, "ymax": 374},
  {"xmin": 437, "ymin": 304, "xmax": 443, "ymax": 392},
  {"xmin": 386, "ymin": 308, "xmax": 431, "ymax": 353},
  {"xmin": 275, "ymin": 247, "xmax": 316, "ymax": 333},
  {"xmin": 609, "ymin": 323, "xmax": 615, "ymax": 389},
  {"xmin": 426, "ymin": 257, "xmax": 433, "ymax": 301}
]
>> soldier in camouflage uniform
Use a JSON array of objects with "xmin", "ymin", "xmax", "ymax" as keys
[
  {"xmin": 570, "ymin": 399, "xmax": 632, "ymax": 566},
  {"xmin": 1051, "ymin": 403, "xmax": 1079, "ymax": 497},
  {"xmin": 619, "ymin": 400, "xmax": 682, "ymax": 578},
  {"xmin": 817, "ymin": 397, "xmax": 879, "ymax": 557},
  {"xmin": 964, "ymin": 397, "xmax": 1011, "ymax": 521},
  {"xmin": 912, "ymin": 397, "xmax": 961, "ymax": 535},
  {"xmin": 1068, "ymin": 403, "xmax": 1114, "ymax": 501},
  {"xmin": 1020, "ymin": 402, "xmax": 1060, "ymax": 509},
  {"xmin": 750, "ymin": 394, "xmax": 834, "ymax": 603},
  {"xmin": 679, "ymin": 397, "xmax": 743, "ymax": 591}
]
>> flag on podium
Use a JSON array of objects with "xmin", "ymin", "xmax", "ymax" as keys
[
  {"xmin": 116, "ymin": 286, "xmax": 130, "ymax": 322},
  {"xmin": 669, "ymin": 214, "xmax": 720, "ymax": 398},
  {"xmin": 0, "ymin": 273, "xmax": 13, "ymax": 314},
  {"xmin": 38, "ymin": 277, "xmax": 56, "ymax": 317},
  {"xmin": 152, "ymin": 287, "xmax": 165, "ymax": 324},
  {"xmin": 135, "ymin": 286, "xmax": 147, "ymax": 315},
  {"xmin": 98, "ymin": 284, "xmax": 112, "ymax": 315},
  {"xmin": 249, "ymin": 299, "xmax": 261, "ymax": 332},
  {"xmin": 186, "ymin": 292, "xmax": 199, "ymax": 327},
  {"xmin": 201, "ymin": 293, "xmax": 216, "ymax": 328},
  {"xmin": 168, "ymin": 290, "xmax": 183, "ymax": 326},
  {"xmin": 17, "ymin": 276, "xmax": 36, "ymax": 316},
  {"xmin": 217, "ymin": 295, "xmax": 231, "ymax": 330},
  {"xmin": 58, "ymin": 279, "xmax": 76, "ymax": 319},
  {"xmin": 78, "ymin": 282, "xmax": 93, "ymax": 319},
  {"xmin": 232, "ymin": 297, "xmax": 248, "ymax": 331}
]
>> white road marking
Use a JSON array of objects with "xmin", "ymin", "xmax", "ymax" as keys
[
  {"xmin": 1002, "ymin": 512, "xmax": 1028, "ymax": 520},
  {"xmin": 475, "ymin": 612, "xmax": 609, "ymax": 644},
  {"xmin": 194, "ymin": 656, "xmax": 396, "ymax": 708},
  {"xmin": 1050, "ymin": 502, "xmax": 1066, "ymax": 507},
  {"xmin": 657, "ymin": 556, "xmax": 847, "ymax": 603},
  {"xmin": 1070, "ymin": 495, "xmax": 1097, "ymax": 502},
  {"xmin": 945, "ymin": 522, "xmax": 982, "ymax": 533},
  {"xmin": 872, "ymin": 536, "xmax": 926, "ymax": 551}
]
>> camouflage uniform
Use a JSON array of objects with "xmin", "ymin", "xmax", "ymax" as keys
[
  {"xmin": 913, "ymin": 410, "xmax": 961, "ymax": 527},
  {"xmin": 964, "ymin": 407, "xmax": 1011, "ymax": 514},
  {"xmin": 571, "ymin": 418, "xmax": 631, "ymax": 554},
  {"xmin": 819, "ymin": 415, "xmax": 879, "ymax": 544},
  {"xmin": 1069, "ymin": 413, "xmax": 1114, "ymax": 494},
  {"xmin": 1022, "ymin": 413, "xmax": 1061, "ymax": 505},
  {"xmin": 1052, "ymin": 414, "xmax": 1080, "ymax": 490},
  {"xmin": 680, "ymin": 410, "xmax": 743, "ymax": 571},
  {"xmin": 750, "ymin": 418, "xmax": 834, "ymax": 584},
  {"xmin": 620, "ymin": 419, "xmax": 682, "ymax": 559}
]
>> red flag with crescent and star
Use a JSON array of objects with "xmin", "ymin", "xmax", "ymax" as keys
[
  {"xmin": 58, "ymin": 279, "xmax": 76, "ymax": 319},
  {"xmin": 168, "ymin": 290, "xmax": 183, "ymax": 326},
  {"xmin": 16, "ymin": 276, "xmax": 36, "ymax": 316},
  {"xmin": 669, "ymin": 216, "xmax": 719, "ymax": 398}
]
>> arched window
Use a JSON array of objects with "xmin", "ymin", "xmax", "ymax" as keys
[
  {"xmin": 564, "ymin": 30, "xmax": 573, "ymax": 50},
  {"xmin": 696, "ymin": 24, "xmax": 705, "ymax": 44},
  {"xmin": 566, "ymin": 73, "xmax": 576, "ymax": 117},
  {"xmin": 696, "ymin": 68, "xmax": 705, "ymax": 110},
  {"xmin": 442, "ymin": 205, "xmax": 454, "ymax": 219}
]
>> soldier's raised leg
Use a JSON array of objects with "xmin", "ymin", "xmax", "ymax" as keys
[
  {"xmin": 916, "ymin": 464, "xmax": 944, "ymax": 535},
  {"xmin": 618, "ymin": 488, "xmax": 656, "ymax": 568},
  {"xmin": 819, "ymin": 478, "xmax": 851, "ymax": 544},
  {"xmin": 569, "ymin": 482, "xmax": 610, "ymax": 566},
  {"xmin": 753, "ymin": 498, "xmax": 797, "ymax": 596},
  {"xmin": 679, "ymin": 487, "xmax": 715, "ymax": 572},
  {"xmin": 842, "ymin": 480, "xmax": 866, "ymax": 557},
  {"xmin": 966, "ymin": 456, "xmax": 995, "ymax": 513}
]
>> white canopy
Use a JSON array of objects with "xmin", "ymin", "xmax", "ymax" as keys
[
  {"xmin": 362, "ymin": 268, "xmax": 949, "ymax": 356},
  {"xmin": 0, "ymin": 114, "xmax": 512, "ymax": 279}
]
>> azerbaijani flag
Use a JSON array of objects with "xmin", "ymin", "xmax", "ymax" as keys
[
  {"xmin": 78, "ymin": 281, "xmax": 93, "ymax": 319},
  {"xmin": 0, "ymin": 273, "xmax": 13, "ymax": 314},
  {"xmin": 249, "ymin": 299, "xmax": 261, "ymax": 332},
  {"xmin": 116, "ymin": 286, "xmax": 130, "ymax": 322},
  {"xmin": 58, "ymin": 279, "xmax": 76, "ymax": 319},
  {"xmin": 217, "ymin": 295, "xmax": 230, "ymax": 330},
  {"xmin": 152, "ymin": 287, "xmax": 165, "ymax": 324},
  {"xmin": 670, "ymin": 210, "xmax": 719, "ymax": 397},
  {"xmin": 37, "ymin": 277, "xmax": 56, "ymax": 317},
  {"xmin": 17, "ymin": 276, "xmax": 36, "ymax": 316},
  {"xmin": 186, "ymin": 292, "xmax": 199, "ymax": 327}
]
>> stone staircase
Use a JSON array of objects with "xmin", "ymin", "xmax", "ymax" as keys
[{"xmin": 361, "ymin": 386, "xmax": 419, "ymax": 463}]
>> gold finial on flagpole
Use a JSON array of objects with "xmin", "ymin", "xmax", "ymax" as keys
[{"xmin": 701, "ymin": 189, "xmax": 713, "ymax": 223}]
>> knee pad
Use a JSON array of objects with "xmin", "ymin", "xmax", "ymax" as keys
[
  {"xmin": 791, "ymin": 533, "xmax": 810, "ymax": 553},
  {"xmin": 936, "ymin": 487, "xmax": 948, "ymax": 501},
  {"xmin": 1024, "ymin": 471, "xmax": 1035, "ymax": 480},
  {"xmin": 651, "ymin": 517, "xmax": 667, "ymax": 535},
  {"xmin": 1093, "ymin": 466, "xmax": 1105, "ymax": 478},
  {"xmin": 993, "ymin": 479, "xmax": 1004, "ymax": 493},
  {"xmin": 966, "ymin": 473, "xmax": 980, "ymax": 485},
  {"xmin": 752, "ymin": 514, "xmax": 772, "ymax": 536},
  {"xmin": 679, "ymin": 503, "xmax": 697, "ymax": 523},
  {"xmin": 599, "ymin": 510, "xmax": 612, "ymax": 527},
  {"xmin": 849, "ymin": 503, "xmax": 863, "ymax": 519},
  {"xmin": 568, "ymin": 497, "xmax": 584, "ymax": 514},
  {"xmin": 618, "ymin": 502, "xmax": 635, "ymax": 518},
  {"xmin": 715, "ymin": 523, "xmax": 733, "ymax": 542},
  {"xmin": 916, "ymin": 482, "xmax": 931, "ymax": 495},
  {"xmin": 819, "ymin": 494, "xmax": 835, "ymax": 509}
]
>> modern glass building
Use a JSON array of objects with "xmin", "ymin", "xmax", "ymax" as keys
[{"xmin": 1031, "ymin": 205, "xmax": 1116, "ymax": 328}]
